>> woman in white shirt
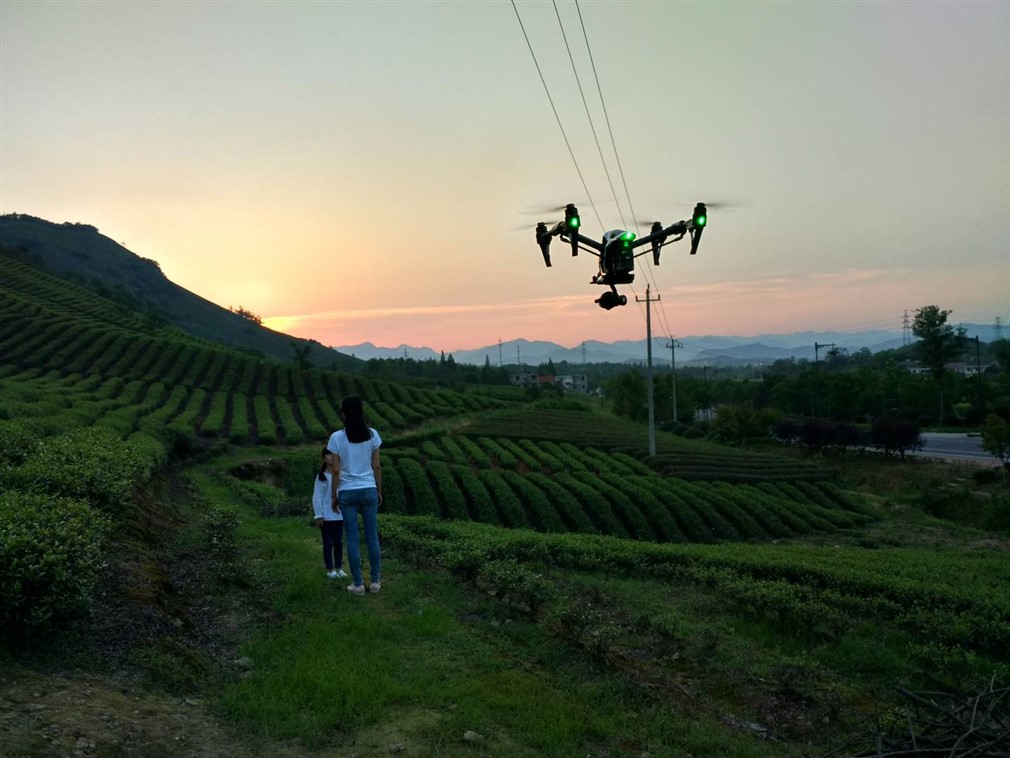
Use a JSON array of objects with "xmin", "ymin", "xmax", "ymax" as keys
[
  {"xmin": 326, "ymin": 395, "xmax": 382, "ymax": 596},
  {"xmin": 312, "ymin": 448, "xmax": 347, "ymax": 579}
]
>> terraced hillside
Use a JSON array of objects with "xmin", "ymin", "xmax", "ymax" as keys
[{"xmin": 0, "ymin": 253, "xmax": 512, "ymax": 446}]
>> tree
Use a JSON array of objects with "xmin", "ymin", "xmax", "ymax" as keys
[
  {"xmin": 871, "ymin": 416, "xmax": 923, "ymax": 459},
  {"xmin": 981, "ymin": 413, "xmax": 1010, "ymax": 478},
  {"xmin": 710, "ymin": 405, "xmax": 781, "ymax": 446},
  {"xmin": 603, "ymin": 370, "xmax": 647, "ymax": 421},
  {"xmin": 230, "ymin": 305, "xmax": 262, "ymax": 325},
  {"xmin": 291, "ymin": 341, "xmax": 313, "ymax": 371},
  {"xmin": 912, "ymin": 305, "xmax": 967, "ymax": 420}
]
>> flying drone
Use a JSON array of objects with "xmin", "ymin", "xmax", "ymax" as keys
[{"xmin": 534, "ymin": 202, "xmax": 708, "ymax": 310}]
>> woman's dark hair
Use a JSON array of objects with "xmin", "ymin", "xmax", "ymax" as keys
[
  {"xmin": 341, "ymin": 395, "xmax": 372, "ymax": 443},
  {"xmin": 317, "ymin": 447, "xmax": 329, "ymax": 481}
]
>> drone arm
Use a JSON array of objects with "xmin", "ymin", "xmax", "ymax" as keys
[
  {"xmin": 631, "ymin": 232, "xmax": 685, "ymax": 257},
  {"xmin": 629, "ymin": 220, "xmax": 688, "ymax": 251},
  {"xmin": 561, "ymin": 230, "xmax": 603, "ymax": 255}
]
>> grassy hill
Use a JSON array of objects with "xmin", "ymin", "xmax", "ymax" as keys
[
  {"xmin": 0, "ymin": 214, "xmax": 360, "ymax": 370},
  {"xmin": 1, "ymin": 241, "xmax": 1008, "ymax": 756}
]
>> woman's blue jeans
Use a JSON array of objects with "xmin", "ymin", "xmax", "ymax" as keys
[{"xmin": 339, "ymin": 487, "xmax": 380, "ymax": 586}]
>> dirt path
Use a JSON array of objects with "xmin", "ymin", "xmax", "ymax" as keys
[{"xmin": 0, "ymin": 664, "xmax": 306, "ymax": 757}]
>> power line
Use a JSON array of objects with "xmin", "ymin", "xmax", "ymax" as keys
[
  {"xmin": 574, "ymin": 0, "xmax": 675, "ymax": 342},
  {"xmin": 510, "ymin": 0, "xmax": 604, "ymax": 231},
  {"xmin": 554, "ymin": 0, "xmax": 626, "ymax": 230}
]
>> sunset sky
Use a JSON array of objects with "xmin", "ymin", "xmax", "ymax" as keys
[{"xmin": 2, "ymin": 1, "xmax": 1007, "ymax": 352}]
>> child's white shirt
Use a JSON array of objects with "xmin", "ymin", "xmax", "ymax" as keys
[{"xmin": 312, "ymin": 472, "xmax": 343, "ymax": 521}]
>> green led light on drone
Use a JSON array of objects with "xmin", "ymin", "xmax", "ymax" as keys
[
  {"xmin": 695, "ymin": 215, "xmax": 707, "ymax": 227},
  {"xmin": 568, "ymin": 216, "xmax": 580, "ymax": 229}
]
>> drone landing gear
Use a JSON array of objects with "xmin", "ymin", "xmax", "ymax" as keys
[{"xmin": 595, "ymin": 288, "xmax": 627, "ymax": 311}]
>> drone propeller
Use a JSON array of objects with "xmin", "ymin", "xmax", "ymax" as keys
[
  {"xmin": 632, "ymin": 198, "xmax": 751, "ymax": 227},
  {"xmin": 701, "ymin": 199, "xmax": 749, "ymax": 209},
  {"xmin": 520, "ymin": 201, "xmax": 584, "ymax": 215}
]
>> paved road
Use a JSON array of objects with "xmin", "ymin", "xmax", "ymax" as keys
[{"xmin": 910, "ymin": 432, "xmax": 996, "ymax": 465}]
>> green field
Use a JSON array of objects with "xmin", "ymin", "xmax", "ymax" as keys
[{"xmin": 2, "ymin": 249, "xmax": 1008, "ymax": 756}]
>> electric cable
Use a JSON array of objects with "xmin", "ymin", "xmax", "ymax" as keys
[
  {"xmin": 553, "ymin": 0, "xmax": 627, "ymax": 230},
  {"xmin": 511, "ymin": 0, "xmax": 604, "ymax": 232},
  {"xmin": 575, "ymin": 0, "xmax": 675, "ymax": 340}
]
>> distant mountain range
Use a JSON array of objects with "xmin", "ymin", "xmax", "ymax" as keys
[{"xmin": 336, "ymin": 324, "xmax": 1002, "ymax": 368}]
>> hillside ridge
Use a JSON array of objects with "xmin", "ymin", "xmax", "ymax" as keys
[{"xmin": 0, "ymin": 213, "xmax": 359, "ymax": 370}]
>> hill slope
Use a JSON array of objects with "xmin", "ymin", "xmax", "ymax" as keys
[{"xmin": 0, "ymin": 213, "xmax": 359, "ymax": 370}]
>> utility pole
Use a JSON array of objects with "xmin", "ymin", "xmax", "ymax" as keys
[
  {"xmin": 637, "ymin": 285, "xmax": 659, "ymax": 456},
  {"xmin": 975, "ymin": 336, "xmax": 984, "ymax": 412},
  {"xmin": 813, "ymin": 341, "xmax": 835, "ymax": 417},
  {"xmin": 665, "ymin": 337, "xmax": 683, "ymax": 424}
]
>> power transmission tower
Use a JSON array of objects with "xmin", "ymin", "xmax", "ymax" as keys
[
  {"xmin": 996, "ymin": 317, "xmax": 1003, "ymax": 341},
  {"xmin": 498, "ymin": 339, "xmax": 503, "ymax": 367},
  {"xmin": 582, "ymin": 341, "xmax": 586, "ymax": 365},
  {"xmin": 637, "ymin": 285, "xmax": 660, "ymax": 456},
  {"xmin": 902, "ymin": 310, "xmax": 912, "ymax": 346},
  {"xmin": 666, "ymin": 338, "xmax": 683, "ymax": 424}
]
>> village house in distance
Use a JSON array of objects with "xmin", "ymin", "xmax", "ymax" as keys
[{"xmin": 510, "ymin": 372, "xmax": 589, "ymax": 393}]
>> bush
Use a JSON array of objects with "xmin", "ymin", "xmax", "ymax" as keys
[
  {"xmin": 205, "ymin": 504, "xmax": 240, "ymax": 567},
  {"xmin": 478, "ymin": 559, "xmax": 553, "ymax": 619},
  {"xmin": 773, "ymin": 419, "xmax": 799, "ymax": 443},
  {"xmin": 798, "ymin": 418, "xmax": 836, "ymax": 454},
  {"xmin": 0, "ymin": 419, "xmax": 37, "ymax": 471},
  {"xmin": 872, "ymin": 416, "xmax": 923, "ymax": 458},
  {"xmin": 9, "ymin": 427, "xmax": 151, "ymax": 514},
  {"xmin": 0, "ymin": 491, "xmax": 110, "ymax": 639}
]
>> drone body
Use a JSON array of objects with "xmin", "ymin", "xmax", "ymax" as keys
[{"xmin": 535, "ymin": 202, "xmax": 707, "ymax": 310}]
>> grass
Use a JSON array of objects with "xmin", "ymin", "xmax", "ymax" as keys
[
  {"xmin": 192, "ymin": 468, "xmax": 779, "ymax": 756},
  {"xmin": 182, "ymin": 464, "xmax": 1009, "ymax": 755}
]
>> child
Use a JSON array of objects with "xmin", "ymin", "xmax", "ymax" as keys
[{"xmin": 312, "ymin": 447, "xmax": 347, "ymax": 579}]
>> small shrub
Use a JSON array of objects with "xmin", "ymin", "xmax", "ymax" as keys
[
  {"xmin": 478, "ymin": 560, "xmax": 553, "ymax": 618},
  {"xmin": 0, "ymin": 419, "xmax": 37, "ymax": 470},
  {"xmin": 773, "ymin": 419, "xmax": 799, "ymax": 444},
  {"xmin": 972, "ymin": 468, "xmax": 999, "ymax": 485},
  {"xmin": 872, "ymin": 416, "xmax": 923, "ymax": 458},
  {"xmin": 205, "ymin": 504, "xmax": 240, "ymax": 566},
  {"xmin": 0, "ymin": 492, "xmax": 110, "ymax": 639}
]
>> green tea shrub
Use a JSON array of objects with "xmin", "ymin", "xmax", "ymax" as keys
[
  {"xmin": 478, "ymin": 559, "xmax": 552, "ymax": 619},
  {"xmin": 10, "ymin": 427, "xmax": 150, "ymax": 514},
  {"xmin": 0, "ymin": 419, "xmax": 37, "ymax": 470},
  {"xmin": 0, "ymin": 491, "xmax": 110, "ymax": 638}
]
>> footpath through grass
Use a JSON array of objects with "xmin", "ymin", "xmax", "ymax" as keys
[{"xmin": 193, "ymin": 468, "xmax": 774, "ymax": 756}]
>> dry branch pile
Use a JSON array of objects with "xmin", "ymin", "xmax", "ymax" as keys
[{"xmin": 824, "ymin": 681, "xmax": 1009, "ymax": 757}]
